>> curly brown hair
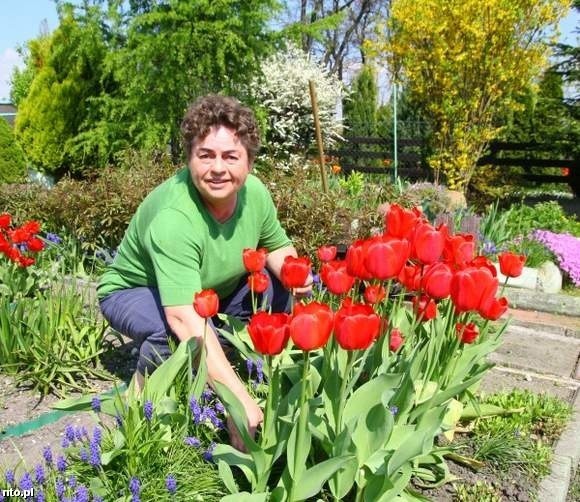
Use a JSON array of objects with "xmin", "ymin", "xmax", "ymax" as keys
[{"xmin": 180, "ymin": 94, "xmax": 261, "ymax": 164}]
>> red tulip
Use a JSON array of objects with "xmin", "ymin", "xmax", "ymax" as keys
[
  {"xmin": 365, "ymin": 235, "xmax": 410, "ymax": 280},
  {"xmin": 0, "ymin": 234, "xmax": 10, "ymax": 254},
  {"xmin": 443, "ymin": 233, "xmax": 475, "ymax": 267},
  {"xmin": 317, "ymin": 245, "xmax": 337, "ymax": 262},
  {"xmin": 411, "ymin": 295, "xmax": 437, "ymax": 321},
  {"xmin": 363, "ymin": 284, "xmax": 386, "ymax": 305},
  {"xmin": 0, "ymin": 213, "xmax": 11, "ymax": 230},
  {"xmin": 281, "ymin": 256, "xmax": 312, "ymax": 289},
  {"xmin": 479, "ymin": 296, "xmax": 508, "ymax": 321},
  {"xmin": 248, "ymin": 311, "xmax": 290, "ymax": 355},
  {"xmin": 410, "ymin": 222, "xmax": 445, "ymax": 265},
  {"xmin": 470, "ymin": 256, "xmax": 497, "ymax": 277},
  {"xmin": 450, "ymin": 267, "xmax": 498, "ymax": 313},
  {"xmin": 17, "ymin": 255, "xmax": 35, "ymax": 268},
  {"xmin": 290, "ymin": 301, "xmax": 334, "ymax": 351},
  {"xmin": 247, "ymin": 271, "xmax": 269, "ymax": 293},
  {"xmin": 345, "ymin": 239, "xmax": 373, "ymax": 280},
  {"xmin": 398, "ymin": 263, "xmax": 422, "ymax": 292},
  {"xmin": 498, "ymin": 252, "xmax": 526, "ymax": 278},
  {"xmin": 21, "ymin": 220, "xmax": 41, "ymax": 235},
  {"xmin": 242, "ymin": 248, "xmax": 267, "ymax": 273},
  {"xmin": 384, "ymin": 204, "xmax": 422, "ymax": 239},
  {"xmin": 456, "ymin": 322, "xmax": 479, "ymax": 344},
  {"xmin": 389, "ymin": 328, "xmax": 404, "ymax": 352},
  {"xmin": 8, "ymin": 227, "xmax": 32, "ymax": 244},
  {"xmin": 320, "ymin": 260, "xmax": 355, "ymax": 295},
  {"xmin": 334, "ymin": 299, "xmax": 380, "ymax": 350},
  {"xmin": 193, "ymin": 289, "xmax": 219, "ymax": 318},
  {"xmin": 26, "ymin": 237, "xmax": 45, "ymax": 253},
  {"xmin": 5, "ymin": 247, "xmax": 20, "ymax": 263},
  {"xmin": 422, "ymin": 262, "xmax": 452, "ymax": 300}
]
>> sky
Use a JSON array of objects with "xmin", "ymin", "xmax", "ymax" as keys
[{"xmin": 0, "ymin": 1, "xmax": 578, "ymax": 102}]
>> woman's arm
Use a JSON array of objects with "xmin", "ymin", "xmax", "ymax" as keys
[{"xmin": 164, "ymin": 304, "xmax": 263, "ymax": 451}]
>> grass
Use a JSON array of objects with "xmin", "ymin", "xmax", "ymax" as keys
[
  {"xmin": 567, "ymin": 466, "xmax": 580, "ymax": 502},
  {"xmin": 450, "ymin": 389, "xmax": 572, "ymax": 497},
  {"xmin": 454, "ymin": 481, "xmax": 502, "ymax": 502}
]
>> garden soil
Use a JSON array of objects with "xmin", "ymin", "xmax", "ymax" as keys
[{"xmin": 0, "ymin": 333, "xmax": 136, "ymax": 470}]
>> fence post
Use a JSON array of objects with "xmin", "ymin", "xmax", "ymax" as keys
[
  {"xmin": 392, "ymin": 83, "xmax": 398, "ymax": 183},
  {"xmin": 309, "ymin": 80, "xmax": 329, "ymax": 195}
]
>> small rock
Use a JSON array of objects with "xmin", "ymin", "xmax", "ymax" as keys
[
  {"xmin": 524, "ymin": 374, "xmax": 532, "ymax": 381},
  {"xmin": 536, "ymin": 260, "xmax": 562, "ymax": 293}
]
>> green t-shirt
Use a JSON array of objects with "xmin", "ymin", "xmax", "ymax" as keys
[{"xmin": 97, "ymin": 168, "xmax": 291, "ymax": 306}]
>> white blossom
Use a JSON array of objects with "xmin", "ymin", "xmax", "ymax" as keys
[{"xmin": 252, "ymin": 44, "xmax": 345, "ymax": 164}]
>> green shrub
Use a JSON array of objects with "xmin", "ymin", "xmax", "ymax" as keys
[
  {"xmin": 0, "ymin": 151, "xmax": 177, "ymax": 251},
  {"xmin": 505, "ymin": 201, "xmax": 580, "ymax": 238},
  {"xmin": 260, "ymin": 166, "xmax": 385, "ymax": 256},
  {"xmin": 0, "ymin": 118, "xmax": 26, "ymax": 184},
  {"xmin": 395, "ymin": 181, "xmax": 451, "ymax": 220}
]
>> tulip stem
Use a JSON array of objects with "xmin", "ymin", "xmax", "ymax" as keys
[
  {"xmin": 289, "ymin": 351, "xmax": 311, "ymax": 501},
  {"xmin": 263, "ymin": 355, "xmax": 274, "ymax": 447},
  {"xmin": 335, "ymin": 350, "xmax": 355, "ymax": 435}
]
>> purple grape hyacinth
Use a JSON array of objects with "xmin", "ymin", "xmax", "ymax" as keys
[
  {"xmin": 19, "ymin": 472, "xmax": 33, "ymax": 491},
  {"xmin": 91, "ymin": 396, "xmax": 101, "ymax": 413},
  {"xmin": 5, "ymin": 469, "xmax": 15, "ymax": 486},
  {"xmin": 184, "ymin": 436, "xmax": 201, "ymax": 447},
  {"xmin": 34, "ymin": 463, "xmax": 46, "ymax": 484},
  {"xmin": 143, "ymin": 400, "xmax": 154, "ymax": 422},
  {"xmin": 42, "ymin": 445, "xmax": 53, "ymax": 466},
  {"xmin": 74, "ymin": 485, "xmax": 90, "ymax": 502},
  {"xmin": 189, "ymin": 396, "xmax": 203, "ymax": 424},
  {"xmin": 55, "ymin": 478, "xmax": 65, "ymax": 498},
  {"xmin": 165, "ymin": 474, "xmax": 177, "ymax": 495}
]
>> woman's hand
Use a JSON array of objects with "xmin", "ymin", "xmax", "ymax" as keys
[{"xmin": 227, "ymin": 398, "xmax": 264, "ymax": 452}]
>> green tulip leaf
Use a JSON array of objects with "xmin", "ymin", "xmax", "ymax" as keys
[
  {"xmin": 293, "ymin": 455, "xmax": 354, "ymax": 501},
  {"xmin": 387, "ymin": 430, "xmax": 428, "ymax": 477},
  {"xmin": 343, "ymin": 374, "xmax": 401, "ymax": 426},
  {"xmin": 352, "ymin": 403, "xmax": 393, "ymax": 466},
  {"xmin": 221, "ymin": 492, "xmax": 268, "ymax": 502},
  {"xmin": 146, "ymin": 339, "xmax": 197, "ymax": 401},
  {"xmin": 461, "ymin": 403, "xmax": 522, "ymax": 420},
  {"xmin": 286, "ymin": 400, "xmax": 312, "ymax": 481},
  {"xmin": 218, "ymin": 460, "xmax": 239, "ymax": 494},
  {"xmin": 409, "ymin": 374, "xmax": 482, "ymax": 422},
  {"xmin": 216, "ymin": 321, "xmax": 254, "ymax": 361},
  {"xmin": 112, "ymin": 429, "xmax": 125, "ymax": 449},
  {"xmin": 212, "ymin": 381, "xmax": 266, "ymax": 473},
  {"xmin": 364, "ymin": 463, "xmax": 412, "ymax": 502},
  {"xmin": 100, "ymin": 448, "xmax": 123, "ymax": 466},
  {"xmin": 213, "ymin": 443, "xmax": 256, "ymax": 485},
  {"xmin": 329, "ymin": 456, "xmax": 358, "ymax": 500},
  {"xmin": 414, "ymin": 380, "xmax": 438, "ymax": 405}
]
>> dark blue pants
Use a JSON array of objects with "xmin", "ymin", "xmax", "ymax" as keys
[{"xmin": 99, "ymin": 271, "xmax": 290, "ymax": 375}]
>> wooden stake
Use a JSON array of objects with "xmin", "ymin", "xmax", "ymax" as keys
[{"xmin": 309, "ymin": 80, "xmax": 329, "ymax": 194}]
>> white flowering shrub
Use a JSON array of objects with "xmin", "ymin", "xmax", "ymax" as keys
[{"xmin": 252, "ymin": 44, "xmax": 345, "ymax": 163}]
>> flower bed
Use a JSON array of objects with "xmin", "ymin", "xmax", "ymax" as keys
[{"xmin": 0, "ymin": 204, "xmax": 573, "ymax": 500}]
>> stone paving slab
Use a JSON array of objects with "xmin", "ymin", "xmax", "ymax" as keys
[
  {"xmin": 481, "ymin": 366, "xmax": 579, "ymax": 402},
  {"xmin": 489, "ymin": 325, "xmax": 580, "ymax": 379},
  {"xmin": 508, "ymin": 308, "xmax": 580, "ymax": 339},
  {"xmin": 505, "ymin": 287, "xmax": 580, "ymax": 317},
  {"xmin": 538, "ymin": 389, "xmax": 580, "ymax": 502}
]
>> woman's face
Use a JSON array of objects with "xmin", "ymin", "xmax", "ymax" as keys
[{"xmin": 188, "ymin": 125, "xmax": 251, "ymax": 219}]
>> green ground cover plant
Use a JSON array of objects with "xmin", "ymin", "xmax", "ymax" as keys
[{"xmin": 458, "ymin": 389, "xmax": 571, "ymax": 481}]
